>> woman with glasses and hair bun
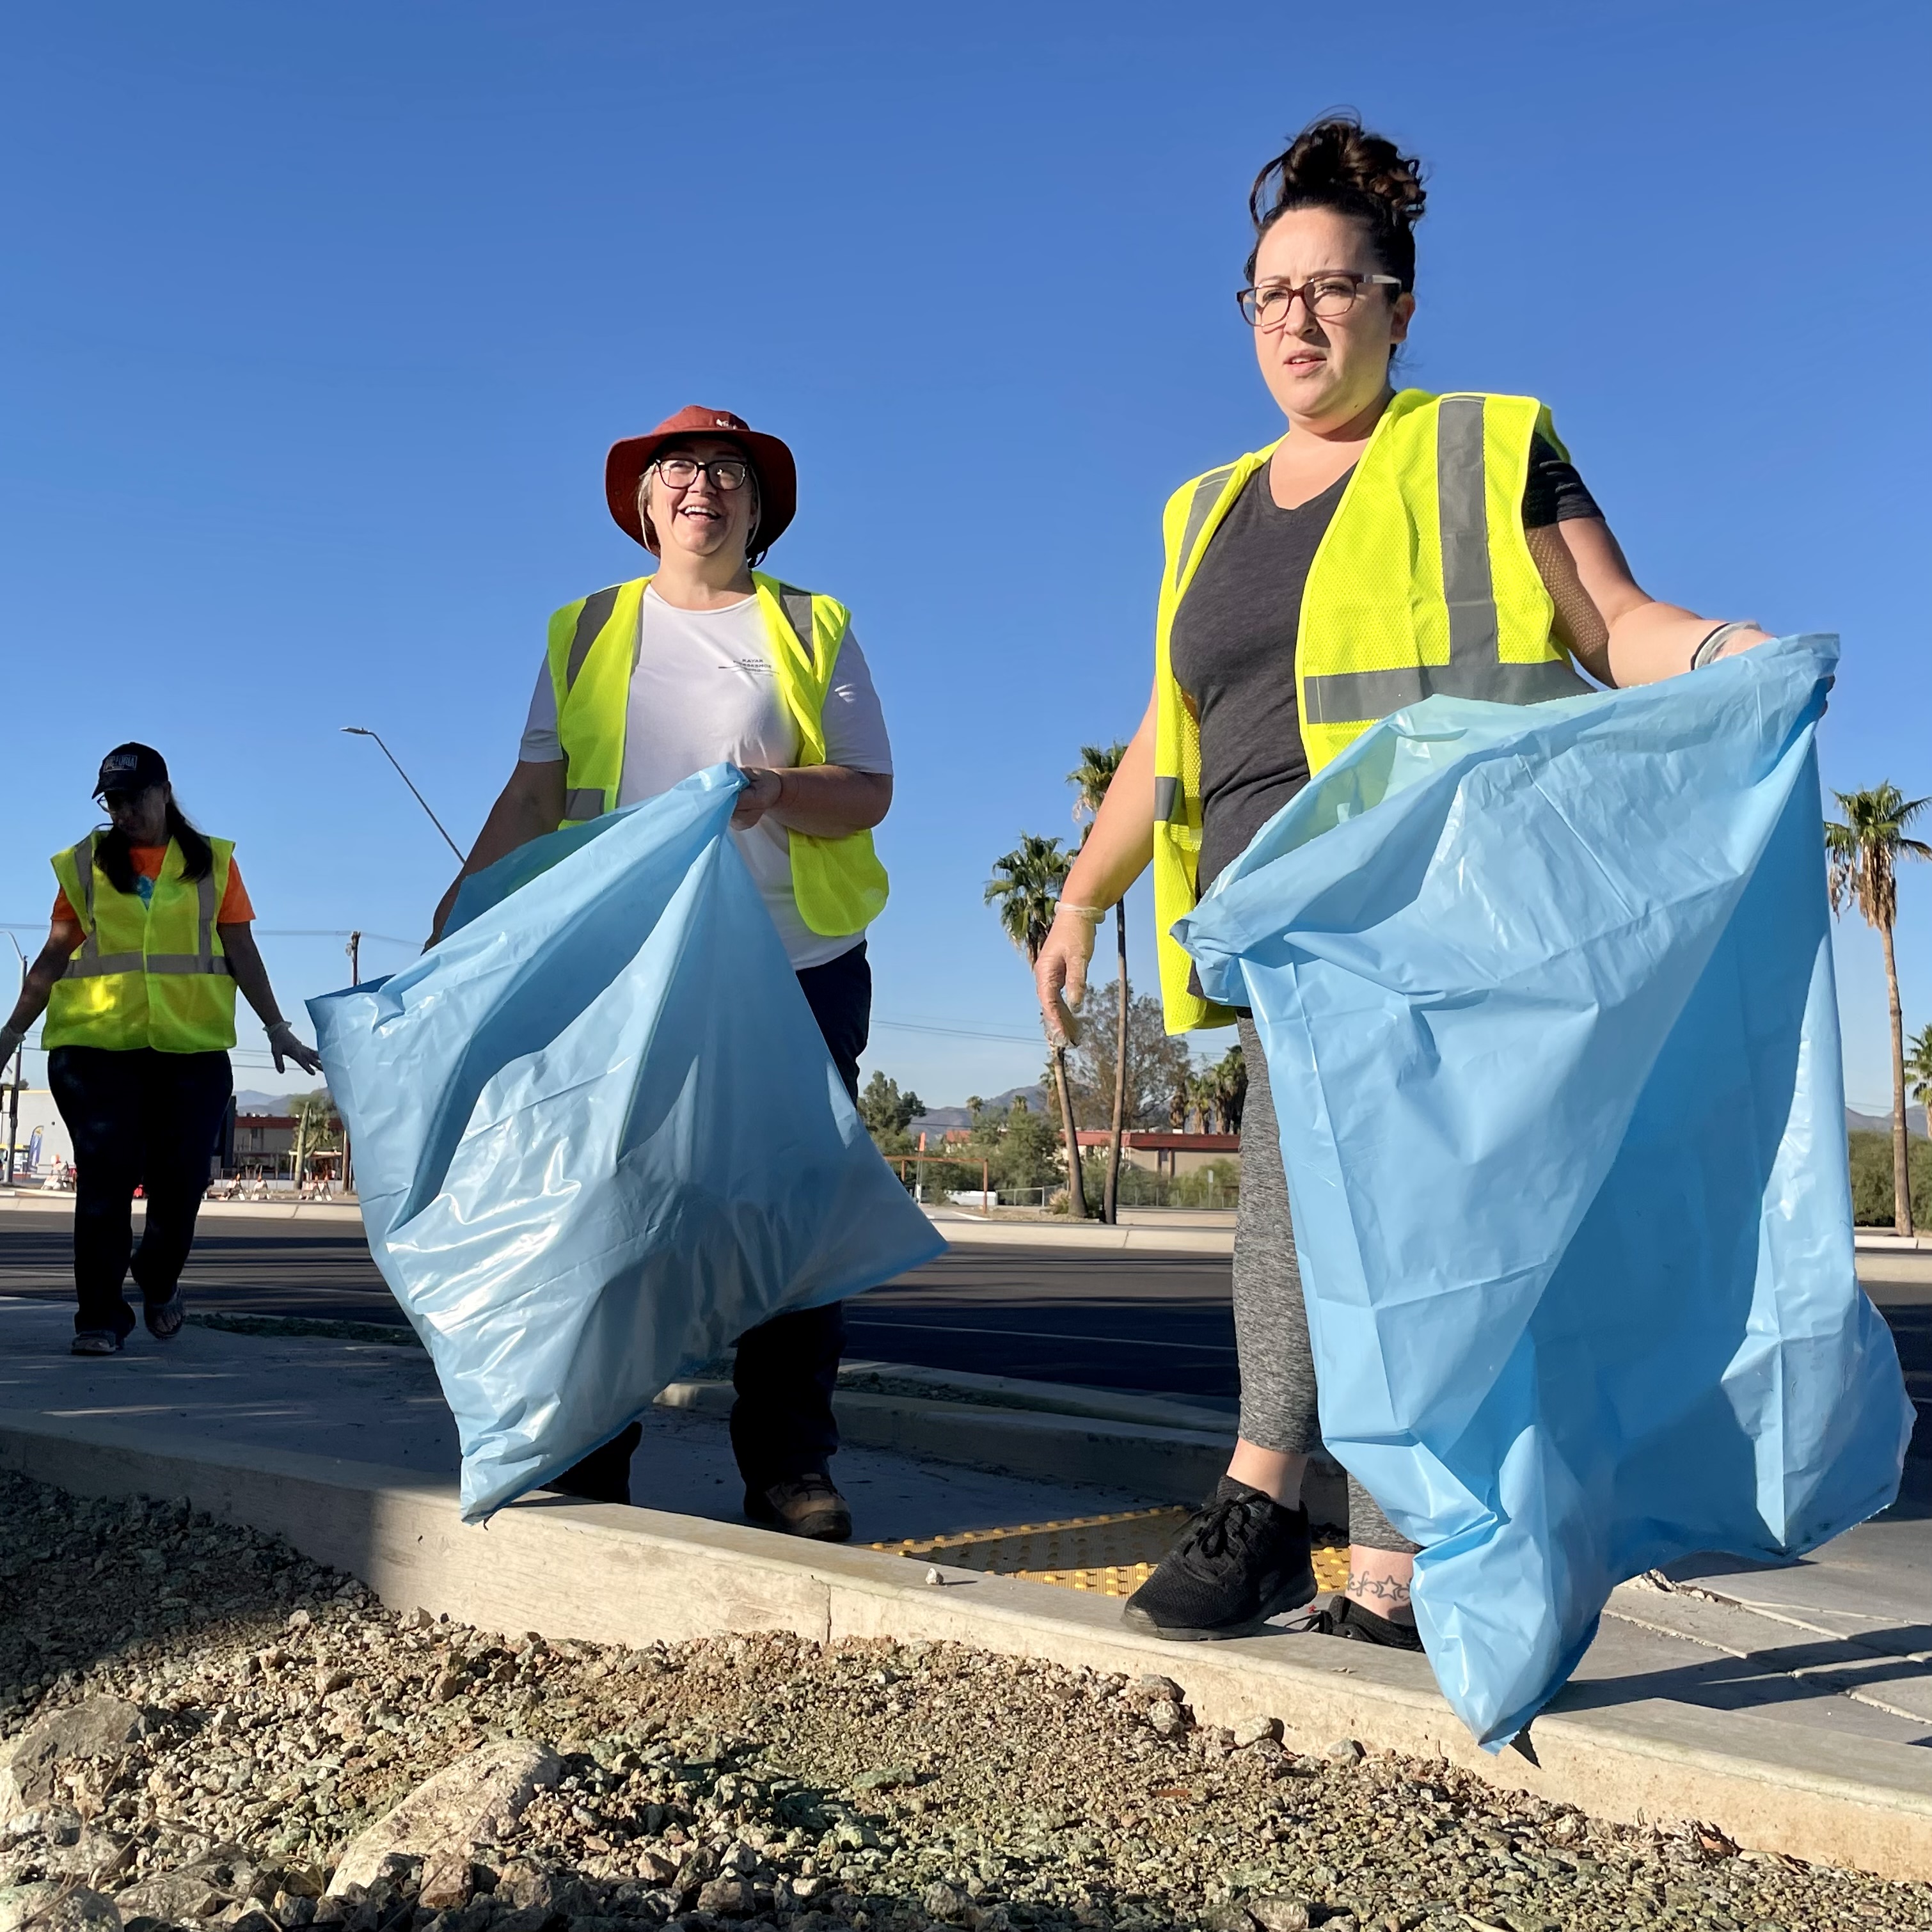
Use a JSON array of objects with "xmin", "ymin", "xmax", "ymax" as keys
[
  {"xmin": 429, "ymin": 407, "xmax": 895, "ymax": 1542},
  {"xmin": 0, "ymin": 743, "xmax": 324, "ymax": 1355},
  {"xmin": 1031, "ymin": 116, "xmax": 1774, "ymax": 1647}
]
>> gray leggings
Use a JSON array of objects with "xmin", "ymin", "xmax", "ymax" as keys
[{"xmin": 1234, "ymin": 1015, "xmax": 1417, "ymax": 1555}]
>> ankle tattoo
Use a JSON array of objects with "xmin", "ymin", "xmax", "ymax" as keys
[{"xmin": 1345, "ymin": 1570, "xmax": 1412, "ymax": 1608}]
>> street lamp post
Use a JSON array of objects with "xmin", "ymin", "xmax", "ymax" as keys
[
  {"xmin": 340, "ymin": 728, "xmax": 465, "ymax": 862},
  {"xmin": 3, "ymin": 934, "xmax": 24, "ymax": 1188}
]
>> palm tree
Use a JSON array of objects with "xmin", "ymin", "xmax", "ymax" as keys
[
  {"xmin": 1212, "ymin": 1041, "xmax": 1247, "ymax": 1134},
  {"xmin": 1069, "ymin": 741, "xmax": 1130, "ymax": 1223},
  {"xmin": 985, "ymin": 834, "xmax": 1090, "ymax": 1219},
  {"xmin": 1826, "ymin": 785, "xmax": 1931, "ymax": 1237},
  {"xmin": 1906, "ymin": 1022, "xmax": 1932, "ymax": 1146}
]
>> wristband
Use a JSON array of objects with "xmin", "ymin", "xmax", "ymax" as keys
[
  {"xmin": 1055, "ymin": 903, "xmax": 1109, "ymax": 924},
  {"xmin": 1690, "ymin": 621, "xmax": 1761, "ymax": 670}
]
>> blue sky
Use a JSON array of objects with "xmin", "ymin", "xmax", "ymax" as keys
[{"xmin": 3, "ymin": 0, "xmax": 1928, "ymax": 1110}]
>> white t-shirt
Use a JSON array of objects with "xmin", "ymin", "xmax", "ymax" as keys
[{"xmin": 520, "ymin": 586, "xmax": 893, "ymax": 969}]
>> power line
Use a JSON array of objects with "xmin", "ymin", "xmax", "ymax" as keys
[{"xmin": 873, "ymin": 1017, "xmax": 1044, "ymax": 1044}]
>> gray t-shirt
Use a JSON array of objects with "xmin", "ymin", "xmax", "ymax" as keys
[{"xmin": 1169, "ymin": 437, "xmax": 1599, "ymax": 889}]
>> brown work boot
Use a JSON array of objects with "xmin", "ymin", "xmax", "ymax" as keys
[{"xmin": 744, "ymin": 1472, "xmax": 852, "ymax": 1542}]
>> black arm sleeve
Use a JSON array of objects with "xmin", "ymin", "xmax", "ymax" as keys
[{"xmin": 1523, "ymin": 433, "xmax": 1603, "ymax": 528}]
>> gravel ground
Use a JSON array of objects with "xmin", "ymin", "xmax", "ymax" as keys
[{"xmin": 3, "ymin": 1472, "xmax": 1929, "ymax": 1932}]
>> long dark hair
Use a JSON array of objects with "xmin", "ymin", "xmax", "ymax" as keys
[{"xmin": 95, "ymin": 791, "xmax": 214, "ymax": 895}]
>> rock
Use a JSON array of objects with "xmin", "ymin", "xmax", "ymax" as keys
[
  {"xmin": 0, "ymin": 1700, "xmax": 146, "ymax": 1823},
  {"xmin": 4, "ymin": 1810, "xmax": 83, "ymax": 1849},
  {"xmin": 1145, "ymin": 1701, "xmax": 1187, "ymax": 1739},
  {"xmin": 694, "ymin": 1878, "xmax": 755, "ymax": 1917},
  {"xmin": 1130, "ymin": 1675, "xmax": 1182, "ymax": 1704},
  {"xmin": 44, "ymin": 1829, "xmax": 135, "ymax": 1888},
  {"xmin": 115, "ymin": 1869, "xmax": 228, "ymax": 1921},
  {"xmin": 0, "ymin": 1883, "xmax": 122, "ymax": 1932},
  {"xmin": 314, "ymin": 1669, "xmax": 351, "ymax": 1700},
  {"xmin": 923, "ymin": 1882, "xmax": 967, "ymax": 1921},
  {"xmin": 326, "ymin": 1745, "xmax": 560, "ymax": 1903},
  {"xmin": 1199, "ymin": 1907, "xmax": 1251, "ymax": 1932},
  {"xmin": 1231, "ymin": 1716, "xmax": 1283, "ymax": 1748},
  {"xmin": 273, "ymin": 1894, "xmax": 317, "ymax": 1927},
  {"xmin": 1246, "ymin": 1900, "xmax": 1311, "ymax": 1932},
  {"xmin": 1322, "ymin": 1738, "xmax": 1363, "ymax": 1763},
  {"xmin": 848, "ymin": 1767, "xmax": 915, "ymax": 1793}
]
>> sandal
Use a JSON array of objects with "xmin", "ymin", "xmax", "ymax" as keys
[
  {"xmin": 144, "ymin": 1292, "xmax": 186, "ymax": 1340},
  {"xmin": 70, "ymin": 1329, "xmax": 127, "ymax": 1357}
]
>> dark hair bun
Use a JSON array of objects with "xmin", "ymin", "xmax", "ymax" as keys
[{"xmin": 1246, "ymin": 113, "xmax": 1427, "ymax": 289}]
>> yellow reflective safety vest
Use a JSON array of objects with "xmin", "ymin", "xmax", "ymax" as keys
[
  {"xmin": 1153, "ymin": 389, "xmax": 1590, "ymax": 1033},
  {"xmin": 43, "ymin": 834, "xmax": 240, "ymax": 1052},
  {"xmin": 545, "ymin": 572, "xmax": 889, "ymax": 938}
]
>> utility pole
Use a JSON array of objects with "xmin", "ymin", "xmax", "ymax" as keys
[{"xmin": 342, "ymin": 931, "xmax": 360, "ymax": 1198}]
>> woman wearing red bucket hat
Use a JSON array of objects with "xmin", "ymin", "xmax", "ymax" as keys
[{"xmin": 428, "ymin": 406, "xmax": 896, "ymax": 1542}]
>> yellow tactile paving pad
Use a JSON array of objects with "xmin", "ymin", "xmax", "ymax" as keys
[{"xmin": 873, "ymin": 1507, "xmax": 1351, "ymax": 1599}]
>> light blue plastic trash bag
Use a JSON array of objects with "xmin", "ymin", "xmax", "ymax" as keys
[
  {"xmin": 308, "ymin": 764, "xmax": 945, "ymax": 1523},
  {"xmin": 1178, "ymin": 635, "xmax": 1912, "ymax": 1750}
]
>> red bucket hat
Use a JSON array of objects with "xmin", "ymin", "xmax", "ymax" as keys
[{"xmin": 605, "ymin": 406, "xmax": 798, "ymax": 554}]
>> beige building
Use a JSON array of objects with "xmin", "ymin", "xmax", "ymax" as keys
[{"xmin": 1074, "ymin": 1129, "xmax": 1240, "ymax": 1177}]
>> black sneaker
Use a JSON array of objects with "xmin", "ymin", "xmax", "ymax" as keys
[
  {"xmin": 1121, "ymin": 1478, "xmax": 1317, "ymax": 1640},
  {"xmin": 1295, "ymin": 1592, "xmax": 1424, "ymax": 1651}
]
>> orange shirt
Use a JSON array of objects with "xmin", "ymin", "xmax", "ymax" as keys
[{"xmin": 52, "ymin": 846, "xmax": 255, "ymax": 926}]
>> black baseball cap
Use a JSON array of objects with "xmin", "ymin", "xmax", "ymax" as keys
[{"xmin": 93, "ymin": 743, "xmax": 170, "ymax": 801}]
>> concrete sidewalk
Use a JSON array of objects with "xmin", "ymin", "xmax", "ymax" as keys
[{"xmin": 4, "ymin": 1292, "xmax": 1928, "ymax": 1745}]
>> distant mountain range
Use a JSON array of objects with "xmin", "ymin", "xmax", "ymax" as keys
[
  {"xmin": 910, "ymin": 1084, "xmax": 1049, "ymax": 1135},
  {"xmin": 1848, "ymin": 1105, "xmax": 1928, "ymax": 1139},
  {"xmin": 235, "ymin": 1089, "xmax": 293, "ymax": 1116}
]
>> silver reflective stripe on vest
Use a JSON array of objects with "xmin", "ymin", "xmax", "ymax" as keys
[
  {"xmin": 1154, "ymin": 777, "xmax": 1184, "ymax": 824},
  {"xmin": 63, "ymin": 953, "xmax": 146, "ymax": 979},
  {"xmin": 1301, "ymin": 396, "xmax": 1590, "ymax": 727},
  {"xmin": 61, "ymin": 839, "xmax": 232, "ymax": 979},
  {"xmin": 564, "ymin": 584, "xmax": 622, "ymax": 691},
  {"xmin": 773, "ymin": 583, "xmax": 816, "ymax": 654},
  {"xmin": 193, "ymin": 869, "xmax": 223, "ymax": 975},
  {"xmin": 562, "ymin": 788, "xmax": 606, "ymax": 821},
  {"xmin": 1175, "ymin": 466, "xmax": 1236, "ymax": 589},
  {"xmin": 73, "ymin": 837, "xmax": 100, "ymax": 968}
]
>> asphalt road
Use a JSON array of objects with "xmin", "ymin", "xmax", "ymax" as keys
[
  {"xmin": 2, "ymin": 1214, "xmax": 1926, "ymax": 1478},
  {"xmin": 0, "ymin": 1212, "xmax": 1241, "ymax": 1403}
]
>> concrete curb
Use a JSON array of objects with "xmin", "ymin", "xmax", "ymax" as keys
[
  {"xmin": 0, "ymin": 1194, "xmax": 365, "ymax": 1223},
  {"xmin": 4, "ymin": 1407, "xmax": 1929, "ymax": 1882},
  {"xmin": 652, "ymin": 1379, "xmax": 1303, "ymax": 1516},
  {"xmin": 834, "ymin": 1359, "xmax": 1239, "ymax": 1434},
  {"xmin": 919, "ymin": 1212, "xmax": 1235, "ymax": 1255}
]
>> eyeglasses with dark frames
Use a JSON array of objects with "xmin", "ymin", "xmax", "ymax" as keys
[
  {"xmin": 1236, "ymin": 272, "xmax": 1404, "ymax": 328},
  {"xmin": 649, "ymin": 455, "xmax": 754, "ymax": 492}
]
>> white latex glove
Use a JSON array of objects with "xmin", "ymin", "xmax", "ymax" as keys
[
  {"xmin": 267, "ymin": 1020, "xmax": 324, "ymax": 1076},
  {"xmin": 1034, "ymin": 905, "xmax": 1105, "ymax": 1047},
  {"xmin": 0, "ymin": 1024, "xmax": 24, "ymax": 1068}
]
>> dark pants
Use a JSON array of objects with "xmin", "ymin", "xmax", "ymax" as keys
[
  {"xmin": 47, "ymin": 1046, "xmax": 232, "ymax": 1338},
  {"xmin": 550, "ymin": 943, "xmax": 870, "ymax": 1505}
]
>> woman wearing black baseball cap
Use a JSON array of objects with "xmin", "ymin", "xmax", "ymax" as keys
[{"xmin": 0, "ymin": 745, "xmax": 323, "ymax": 1354}]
